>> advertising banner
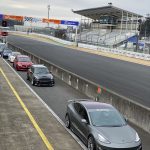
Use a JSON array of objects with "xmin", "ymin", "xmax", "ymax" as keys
[
  {"xmin": 4, "ymin": 15, "xmax": 23, "ymax": 21},
  {"xmin": 0, "ymin": 14, "xmax": 3, "ymax": 20},
  {"xmin": 24, "ymin": 16, "xmax": 33, "ymax": 22},
  {"xmin": 61, "ymin": 20, "xmax": 79, "ymax": 26},
  {"xmin": 32, "ymin": 17, "xmax": 42, "ymax": 22},
  {"xmin": 42, "ymin": 19, "xmax": 61, "ymax": 24}
]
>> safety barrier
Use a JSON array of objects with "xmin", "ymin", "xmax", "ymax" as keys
[
  {"xmin": 78, "ymin": 42, "xmax": 150, "ymax": 61},
  {"xmin": 11, "ymin": 31, "xmax": 75, "ymax": 46},
  {"xmin": 8, "ymin": 42, "xmax": 150, "ymax": 134}
]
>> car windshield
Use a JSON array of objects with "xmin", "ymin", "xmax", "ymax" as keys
[
  {"xmin": 12, "ymin": 52, "xmax": 20, "ymax": 56},
  {"xmin": 4, "ymin": 50, "xmax": 12, "ymax": 53},
  {"xmin": 0, "ymin": 44, "xmax": 6, "ymax": 50},
  {"xmin": 18, "ymin": 57, "xmax": 31, "ymax": 62},
  {"xmin": 89, "ymin": 109, "xmax": 126, "ymax": 127},
  {"xmin": 34, "ymin": 67, "xmax": 49, "ymax": 74}
]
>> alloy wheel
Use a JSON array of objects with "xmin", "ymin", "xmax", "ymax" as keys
[
  {"xmin": 65, "ymin": 114, "xmax": 70, "ymax": 128},
  {"xmin": 88, "ymin": 136, "xmax": 95, "ymax": 150}
]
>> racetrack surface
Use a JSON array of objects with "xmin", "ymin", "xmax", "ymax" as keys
[{"xmin": 8, "ymin": 35, "xmax": 150, "ymax": 107}]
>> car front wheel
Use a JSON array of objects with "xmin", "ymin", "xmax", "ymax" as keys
[
  {"xmin": 65, "ymin": 114, "xmax": 71, "ymax": 129},
  {"xmin": 31, "ymin": 78, "xmax": 35, "ymax": 86},
  {"xmin": 27, "ymin": 75, "xmax": 29, "ymax": 80},
  {"xmin": 88, "ymin": 136, "xmax": 96, "ymax": 150}
]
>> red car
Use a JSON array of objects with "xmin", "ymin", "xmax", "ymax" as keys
[{"xmin": 13, "ymin": 55, "xmax": 33, "ymax": 71}]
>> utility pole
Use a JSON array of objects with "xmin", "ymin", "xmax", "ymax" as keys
[{"xmin": 47, "ymin": 4, "xmax": 50, "ymax": 27}]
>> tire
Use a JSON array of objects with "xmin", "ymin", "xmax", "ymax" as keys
[
  {"xmin": 13, "ymin": 63, "xmax": 15, "ymax": 68},
  {"xmin": 27, "ymin": 75, "xmax": 29, "ymax": 80},
  {"xmin": 65, "ymin": 114, "xmax": 71, "ymax": 129},
  {"xmin": 16, "ymin": 65, "xmax": 19, "ymax": 71},
  {"xmin": 87, "ymin": 136, "xmax": 96, "ymax": 150},
  {"xmin": 31, "ymin": 78, "xmax": 35, "ymax": 86}
]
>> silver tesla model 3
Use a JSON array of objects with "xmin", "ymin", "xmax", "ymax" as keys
[{"xmin": 65, "ymin": 100, "xmax": 142, "ymax": 150}]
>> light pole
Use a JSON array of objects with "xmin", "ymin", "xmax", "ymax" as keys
[{"xmin": 47, "ymin": 4, "xmax": 50, "ymax": 27}]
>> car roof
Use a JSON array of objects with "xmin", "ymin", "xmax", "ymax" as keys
[
  {"xmin": 4, "ymin": 49, "xmax": 12, "ymax": 51},
  {"xmin": 17, "ymin": 55, "xmax": 29, "ymax": 58},
  {"xmin": 79, "ymin": 100, "xmax": 114, "ymax": 110},
  {"xmin": 12, "ymin": 51, "xmax": 20, "ymax": 54}
]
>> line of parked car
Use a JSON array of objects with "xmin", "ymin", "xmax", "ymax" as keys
[
  {"xmin": 0, "ymin": 42, "xmax": 142, "ymax": 150},
  {"xmin": 0, "ymin": 42, "xmax": 55, "ymax": 87}
]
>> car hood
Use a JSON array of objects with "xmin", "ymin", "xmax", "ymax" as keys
[
  {"xmin": 3, "ymin": 52, "xmax": 11, "ymax": 55},
  {"xmin": 95, "ymin": 125, "xmax": 136, "ymax": 144},
  {"xmin": 35, "ymin": 74, "xmax": 53, "ymax": 79}
]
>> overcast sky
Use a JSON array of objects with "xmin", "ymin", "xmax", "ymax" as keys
[{"xmin": 0, "ymin": 0, "xmax": 150, "ymax": 21}]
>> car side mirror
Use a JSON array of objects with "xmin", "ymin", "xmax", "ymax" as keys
[
  {"xmin": 81, "ymin": 119, "xmax": 88, "ymax": 124},
  {"xmin": 28, "ymin": 68, "xmax": 32, "ymax": 73},
  {"xmin": 124, "ymin": 117, "xmax": 128, "ymax": 122}
]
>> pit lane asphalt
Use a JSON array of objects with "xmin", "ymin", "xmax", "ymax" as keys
[
  {"xmin": 8, "ymin": 35, "xmax": 150, "ymax": 108},
  {"xmin": 6, "ymin": 60, "xmax": 150, "ymax": 150},
  {"xmin": 0, "ymin": 58, "xmax": 86, "ymax": 150}
]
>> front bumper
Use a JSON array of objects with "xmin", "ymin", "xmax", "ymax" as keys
[
  {"xmin": 17, "ymin": 65, "xmax": 31, "ymax": 70},
  {"xmin": 35, "ymin": 79, "xmax": 55, "ymax": 86},
  {"xmin": 3, "ymin": 55, "xmax": 9, "ymax": 59},
  {"xmin": 96, "ymin": 144, "xmax": 142, "ymax": 150}
]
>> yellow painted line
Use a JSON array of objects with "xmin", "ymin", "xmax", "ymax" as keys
[{"xmin": 0, "ymin": 68, "xmax": 54, "ymax": 150}]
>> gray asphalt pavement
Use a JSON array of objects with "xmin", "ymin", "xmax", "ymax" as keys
[
  {"xmin": 8, "ymin": 35, "xmax": 150, "ymax": 108},
  {"xmin": 0, "ymin": 58, "xmax": 84, "ymax": 150},
  {"xmin": 7, "ymin": 60, "xmax": 150, "ymax": 150}
]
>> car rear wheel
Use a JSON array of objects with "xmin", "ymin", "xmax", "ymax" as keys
[
  {"xmin": 65, "ymin": 114, "xmax": 71, "ymax": 129},
  {"xmin": 87, "ymin": 136, "xmax": 96, "ymax": 150},
  {"xmin": 15, "ymin": 65, "xmax": 19, "ymax": 71}
]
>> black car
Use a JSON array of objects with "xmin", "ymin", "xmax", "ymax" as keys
[
  {"xmin": 27, "ymin": 64, "xmax": 55, "ymax": 86},
  {"xmin": 2, "ymin": 49, "xmax": 12, "ymax": 59}
]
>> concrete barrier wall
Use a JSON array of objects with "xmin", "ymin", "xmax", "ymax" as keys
[
  {"xmin": 8, "ymin": 43, "xmax": 150, "ymax": 134},
  {"xmin": 11, "ymin": 31, "xmax": 75, "ymax": 46},
  {"xmin": 78, "ymin": 42, "xmax": 150, "ymax": 61}
]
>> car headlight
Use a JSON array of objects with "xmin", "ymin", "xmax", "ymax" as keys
[
  {"xmin": 34, "ymin": 76, "xmax": 39, "ymax": 81},
  {"xmin": 17, "ymin": 64, "xmax": 22, "ymax": 66},
  {"xmin": 135, "ymin": 132, "xmax": 140, "ymax": 142},
  {"xmin": 98, "ymin": 134, "xmax": 111, "ymax": 144}
]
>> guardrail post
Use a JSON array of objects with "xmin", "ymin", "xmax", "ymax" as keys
[
  {"xmin": 62, "ymin": 73, "xmax": 64, "ymax": 81},
  {"xmin": 69, "ymin": 75, "xmax": 71, "ymax": 85},
  {"xmin": 76, "ymin": 79, "xmax": 79, "ymax": 89},
  {"xmin": 85, "ymin": 84, "xmax": 88, "ymax": 95}
]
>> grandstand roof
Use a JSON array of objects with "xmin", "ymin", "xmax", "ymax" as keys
[{"xmin": 73, "ymin": 5, "xmax": 143, "ymax": 20}]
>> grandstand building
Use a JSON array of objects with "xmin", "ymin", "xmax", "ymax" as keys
[{"xmin": 73, "ymin": 4, "xmax": 143, "ymax": 48}]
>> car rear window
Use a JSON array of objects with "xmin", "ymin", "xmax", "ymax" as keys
[{"xmin": 18, "ymin": 57, "xmax": 31, "ymax": 62}]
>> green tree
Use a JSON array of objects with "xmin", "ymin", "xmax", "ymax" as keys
[{"xmin": 139, "ymin": 17, "xmax": 150, "ymax": 38}]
